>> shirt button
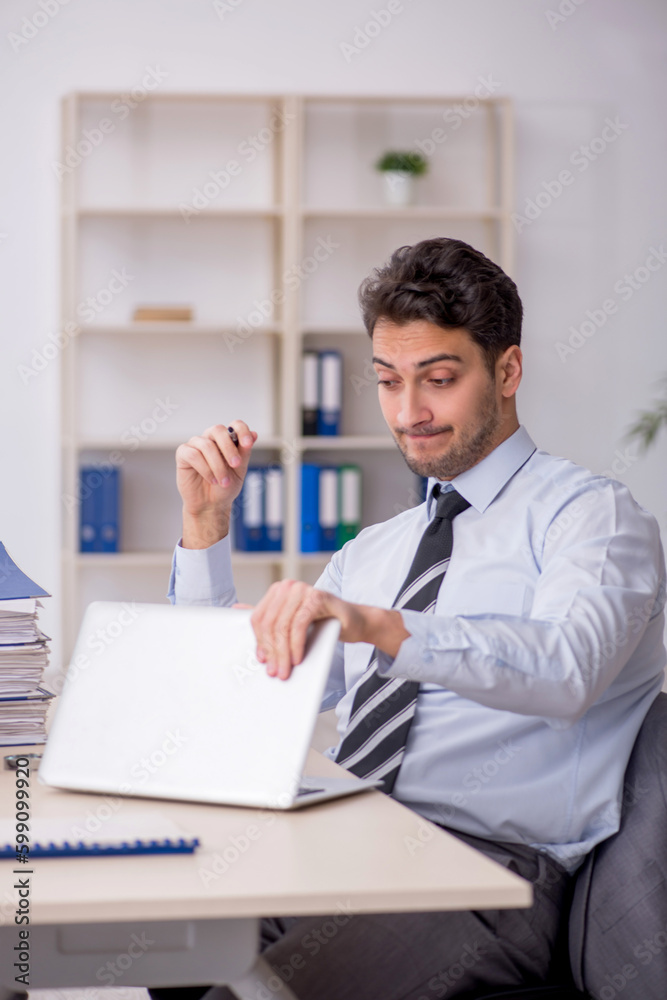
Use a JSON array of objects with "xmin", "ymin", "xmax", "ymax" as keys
[{"xmin": 421, "ymin": 650, "xmax": 434, "ymax": 664}]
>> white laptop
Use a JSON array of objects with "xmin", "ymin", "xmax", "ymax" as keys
[{"xmin": 39, "ymin": 602, "xmax": 380, "ymax": 809}]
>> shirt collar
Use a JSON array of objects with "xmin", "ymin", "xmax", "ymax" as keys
[{"xmin": 426, "ymin": 425, "xmax": 537, "ymax": 516}]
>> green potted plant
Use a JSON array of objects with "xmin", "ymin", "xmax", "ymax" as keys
[
  {"xmin": 375, "ymin": 150, "xmax": 428, "ymax": 206},
  {"xmin": 625, "ymin": 375, "xmax": 667, "ymax": 452}
]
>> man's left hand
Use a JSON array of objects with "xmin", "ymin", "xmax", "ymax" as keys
[{"xmin": 240, "ymin": 580, "xmax": 409, "ymax": 680}]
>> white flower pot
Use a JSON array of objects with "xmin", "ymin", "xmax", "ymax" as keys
[{"xmin": 381, "ymin": 170, "xmax": 415, "ymax": 206}]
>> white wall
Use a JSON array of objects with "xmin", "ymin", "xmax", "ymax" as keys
[{"xmin": 0, "ymin": 0, "xmax": 665, "ymax": 672}]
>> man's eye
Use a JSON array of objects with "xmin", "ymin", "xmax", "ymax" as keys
[{"xmin": 431, "ymin": 378, "xmax": 453, "ymax": 386}]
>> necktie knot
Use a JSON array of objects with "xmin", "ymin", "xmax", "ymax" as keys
[{"xmin": 432, "ymin": 485, "xmax": 471, "ymax": 522}]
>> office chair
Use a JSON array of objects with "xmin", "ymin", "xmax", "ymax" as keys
[{"xmin": 474, "ymin": 689, "xmax": 667, "ymax": 1000}]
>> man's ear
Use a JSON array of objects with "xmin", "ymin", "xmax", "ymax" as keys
[{"xmin": 498, "ymin": 345, "xmax": 522, "ymax": 398}]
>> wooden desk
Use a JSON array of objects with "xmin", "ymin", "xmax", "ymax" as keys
[{"xmin": 0, "ymin": 745, "xmax": 531, "ymax": 997}]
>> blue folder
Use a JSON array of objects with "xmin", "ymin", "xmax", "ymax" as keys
[
  {"xmin": 300, "ymin": 464, "xmax": 321, "ymax": 552},
  {"xmin": 0, "ymin": 543, "xmax": 49, "ymax": 600}
]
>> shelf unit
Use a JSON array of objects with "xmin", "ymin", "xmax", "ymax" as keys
[{"xmin": 60, "ymin": 92, "xmax": 514, "ymax": 656}]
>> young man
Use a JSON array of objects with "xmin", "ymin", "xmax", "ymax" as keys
[{"xmin": 158, "ymin": 238, "xmax": 666, "ymax": 997}]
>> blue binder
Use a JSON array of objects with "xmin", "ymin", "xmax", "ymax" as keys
[
  {"xmin": 233, "ymin": 467, "xmax": 265, "ymax": 552},
  {"xmin": 79, "ymin": 466, "xmax": 121, "ymax": 553},
  {"xmin": 300, "ymin": 464, "xmax": 321, "ymax": 552},
  {"xmin": 319, "ymin": 467, "xmax": 339, "ymax": 551},
  {"xmin": 99, "ymin": 467, "xmax": 120, "ymax": 553},
  {"xmin": 317, "ymin": 351, "xmax": 342, "ymax": 436},
  {"xmin": 264, "ymin": 467, "xmax": 283, "ymax": 552},
  {"xmin": 79, "ymin": 467, "xmax": 99, "ymax": 552}
]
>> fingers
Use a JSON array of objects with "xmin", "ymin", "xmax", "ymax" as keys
[
  {"xmin": 252, "ymin": 581, "xmax": 305, "ymax": 680},
  {"xmin": 226, "ymin": 420, "xmax": 258, "ymax": 451},
  {"xmin": 176, "ymin": 422, "xmax": 257, "ymax": 487},
  {"xmin": 203, "ymin": 423, "xmax": 253, "ymax": 482},
  {"xmin": 176, "ymin": 436, "xmax": 229, "ymax": 487},
  {"xmin": 251, "ymin": 580, "xmax": 327, "ymax": 681}
]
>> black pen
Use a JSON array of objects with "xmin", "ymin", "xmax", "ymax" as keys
[{"xmin": 227, "ymin": 426, "xmax": 239, "ymax": 446}]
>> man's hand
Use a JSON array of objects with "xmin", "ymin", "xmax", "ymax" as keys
[
  {"xmin": 248, "ymin": 579, "xmax": 410, "ymax": 679},
  {"xmin": 175, "ymin": 421, "xmax": 258, "ymax": 549}
]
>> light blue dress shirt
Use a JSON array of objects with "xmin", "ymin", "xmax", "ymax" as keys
[{"xmin": 168, "ymin": 426, "xmax": 666, "ymax": 871}]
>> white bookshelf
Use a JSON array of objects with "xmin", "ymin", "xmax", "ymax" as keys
[{"xmin": 60, "ymin": 92, "xmax": 514, "ymax": 655}]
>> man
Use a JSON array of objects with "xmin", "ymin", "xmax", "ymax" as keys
[{"xmin": 155, "ymin": 237, "xmax": 666, "ymax": 997}]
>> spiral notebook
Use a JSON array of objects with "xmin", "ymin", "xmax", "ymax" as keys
[{"xmin": 0, "ymin": 812, "xmax": 199, "ymax": 858}]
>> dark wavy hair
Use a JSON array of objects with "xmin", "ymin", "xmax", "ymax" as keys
[{"xmin": 358, "ymin": 237, "xmax": 522, "ymax": 374}]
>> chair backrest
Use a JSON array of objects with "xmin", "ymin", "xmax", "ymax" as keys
[{"xmin": 568, "ymin": 691, "xmax": 667, "ymax": 998}]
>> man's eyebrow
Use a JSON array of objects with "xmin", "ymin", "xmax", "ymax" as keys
[{"xmin": 372, "ymin": 353, "xmax": 464, "ymax": 371}]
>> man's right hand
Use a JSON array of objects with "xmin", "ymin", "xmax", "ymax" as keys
[{"xmin": 175, "ymin": 421, "xmax": 258, "ymax": 549}]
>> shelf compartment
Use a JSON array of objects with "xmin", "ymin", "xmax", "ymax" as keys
[
  {"xmin": 73, "ymin": 446, "xmax": 287, "ymax": 557},
  {"xmin": 299, "ymin": 216, "xmax": 494, "ymax": 328},
  {"xmin": 72, "ymin": 561, "xmax": 174, "ymax": 629},
  {"xmin": 74, "ymin": 556, "xmax": 284, "ymax": 623},
  {"xmin": 76, "ymin": 214, "xmax": 280, "ymax": 327},
  {"xmin": 300, "ymin": 330, "xmax": 388, "ymax": 438},
  {"xmin": 74, "ymin": 331, "xmax": 278, "ymax": 444},
  {"xmin": 302, "ymin": 98, "xmax": 497, "ymax": 212},
  {"xmin": 301, "ymin": 448, "xmax": 422, "ymax": 531},
  {"xmin": 75, "ymin": 96, "xmax": 285, "ymax": 210}
]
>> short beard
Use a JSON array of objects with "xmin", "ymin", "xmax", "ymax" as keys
[{"xmin": 394, "ymin": 386, "xmax": 503, "ymax": 481}]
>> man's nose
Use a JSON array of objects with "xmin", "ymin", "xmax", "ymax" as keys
[{"xmin": 398, "ymin": 387, "xmax": 432, "ymax": 427}]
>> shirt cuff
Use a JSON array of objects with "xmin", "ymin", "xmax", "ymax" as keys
[
  {"xmin": 376, "ymin": 609, "xmax": 464, "ymax": 682},
  {"xmin": 168, "ymin": 535, "xmax": 237, "ymax": 607}
]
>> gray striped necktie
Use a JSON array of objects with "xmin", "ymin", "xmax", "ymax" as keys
[{"xmin": 335, "ymin": 486, "xmax": 471, "ymax": 794}]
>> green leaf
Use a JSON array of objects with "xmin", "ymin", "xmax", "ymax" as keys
[
  {"xmin": 375, "ymin": 150, "xmax": 429, "ymax": 175},
  {"xmin": 625, "ymin": 376, "xmax": 667, "ymax": 452}
]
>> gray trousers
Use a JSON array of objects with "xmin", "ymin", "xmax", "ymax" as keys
[{"xmin": 149, "ymin": 826, "xmax": 575, "ymax": 999}]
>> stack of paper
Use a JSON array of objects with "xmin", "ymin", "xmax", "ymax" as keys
[{"xmin": 0, "ymin": 543, "xmax": 53, "ymax": 746}]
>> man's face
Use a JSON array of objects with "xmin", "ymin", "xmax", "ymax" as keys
[{"xmin": 372, "ymin": 319, "xmax": 520, "ymax": 480}]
